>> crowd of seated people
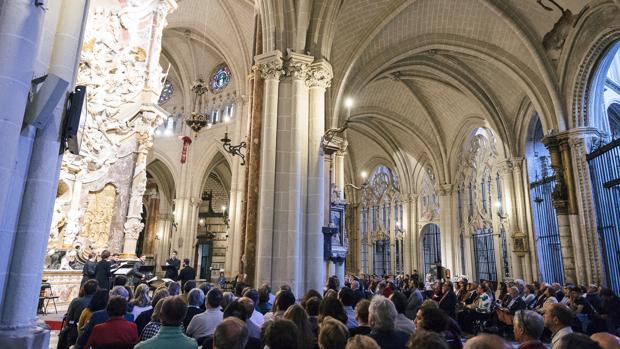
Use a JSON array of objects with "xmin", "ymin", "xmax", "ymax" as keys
[{"xmin": 57, "ymin": 271, "xmax": 620, "ymax": 349}]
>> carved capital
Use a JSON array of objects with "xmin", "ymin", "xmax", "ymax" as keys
[
  {"xmin": 307, "ymin": 59, "xmax": 333, "ymax": 88},
  {"xmin": 124, "ymin": 218, "xmax": 144, "ymax": 240},
  {"xmin": 438, "ymin": 184, "xmax": 453, "ymax": 196},
  {"xmin": 285, "ymin": 52, "xmax": 313, "ymax": 81},
  {"xmin": 255, "ymin": 50, "xmax": 284, "ymax": 81}
]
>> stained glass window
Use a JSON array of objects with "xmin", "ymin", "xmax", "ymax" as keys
[
  {"xmin": 158, "ymin": 80, "xmax": 173, "ymax": 105},
  {"xmin": 209, "ymin": 64, "xmax": 231, "ymax": 93}
]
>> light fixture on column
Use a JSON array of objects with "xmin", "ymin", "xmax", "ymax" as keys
[
  {"xmin": 322, "ymin": 97, "xmax": 354, "ymax": 148},
  {"xmin": 220, "ymin": 117, "xmax": 247, "ymax": 165},
  {"xmin": 185, "ymin": 79, "xmax": 209, "ymax": 134}
]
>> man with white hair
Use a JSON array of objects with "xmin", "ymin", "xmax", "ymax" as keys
[
  {"xmin": 368, "ymin": 295, "xmax": 409, "ymax": 349},
  {"xmin": 513, "ymin": 310, "xmax": 546, "ymax": 349}
]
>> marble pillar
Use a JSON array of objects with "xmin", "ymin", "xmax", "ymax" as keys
[
  {"xmin": 304, "ymin": 60, "xmax": 333, "ymax": 290},
  {"xmin": 144, "ymin": 191, "xmax": 160, "ymax": 256},
  {"xmin": 0, "ymin": 1, "xmax": 87, "ymax": 347},
  {"xmin": 255, "ymin": 51, "xmax": 284, "ymax": 286}
]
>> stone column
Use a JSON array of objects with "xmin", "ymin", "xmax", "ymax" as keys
[
  {"xmin": 409, "ymin": 194, "xmax": 419, "ymax": 272},
  {"xmin": 438, "ymin": 185, "xmax": 455, "ymax": 272},
  {"xmin": 122, "ymin": 133, "xmax": 153, "ymax": 258},
  {"xmin": 566, "ymin": 130, "xmax": 603, "ymax": 285},
  {"xmin": 241, "ymin": 66, "xmax": 264, "ymax": 286},
  {"xmin": 498, "ymin": 159, "xmax": 523, "ymax": 279},
  {"xmin": 143, "ymin": 190, "xmax": 160, "ymax": 256},
  {"xmin": 0, "ymin": 1, "xmax": 87, "ymax": 346},
  {"xmin": 0, "ymin": 0, "xmax": 45, "ymax": 319},
  {"xmin": 543, "ymin": 135, "xmax": 577, "ymax": 284},
  {"xmin": 512, "ymin": 158, "xmax": 535, "ymax": 282},
  {"xmin": 255, "ymin": 51, "xmax": 284, "ymax": 286},
  {"xmin": 389, "ymin": 200, "xmax": 396, "ymax": 274}
]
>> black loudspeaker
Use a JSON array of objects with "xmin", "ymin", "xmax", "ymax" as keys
[{"xmin": 62, "ymin": 85, "xmax": 87, "ymax": 155}]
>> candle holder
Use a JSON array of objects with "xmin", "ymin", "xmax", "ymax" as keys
[{"xmin": 220, "ymin": 132, "xmax": 247, "ymax": 165}]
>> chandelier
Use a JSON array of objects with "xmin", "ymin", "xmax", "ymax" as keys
[{"xmin": 185, "ymin": 79, "xmax": 210, "ymax": 134}]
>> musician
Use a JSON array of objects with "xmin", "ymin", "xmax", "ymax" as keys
[
  {"xmin": 95, "ymin": 250, "xmax": 113, "ymax": 290},
  {"xmin": 81, "ymin": 252, "xmax": 97, "ymax": 287},
  {"xmin": 178, "ymin": 258, "xmax": 196, "ymax": 288},
  {"xmin": 164, "ymin": 251, "xmax": 181, "ymax": 280},
  {"xmin": 131, "ymin": 255, "xmax": 147, "ymax": 286}
]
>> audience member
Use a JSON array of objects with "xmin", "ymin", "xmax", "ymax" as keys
[
  {"xmin": 338, "ymin": 287, "xmax": 358, "ymax": 328},
  {"xmin": 140, "ymin": 298, "xmax": 166, "ymax": 341},
  {"xmin": 234, "ymin": 297, "xmax": 262, "ymax": 340},
  {"xmin": 306, "ymin": 296, "xmax": 322, "ymax": 336},
  {"xmin": 544, "ymin": 303, "xmax": 574, "ymax": 349},
  {"xmin": 513, "ymin": 310, "xmax": 546, "ymax": 349},
  {"xmin": 181, "ymin": 280, "xmax": 197, "ymax": 304},
  {"xmin": 136, "ymin": 296, "xmax": 198, "ymax": 349},
  {"xmin": 591, "ymin": 332, "xmax": 620, "ymax": 349},
  {"xmin": 57, "ymin": 279, "xmax": 98, "ymax": 349},
  {"xmin": 136, "ymin": 288, "xmax": 170, "ymax": 335},
  {"xmin": 346, "ymin": 335, "xmax": 380, "ymax": 349},
  {"xmin": 408, "ymin": 330, "xmax": 450, "ymax": 349},
  {"xmin": 368, "ymin": 295, "xmax": 409, "ymax": 349},
  {"xmin": 263, "ymin": 319, "xmax": 299, "ymax": 349},
  {"xmin": 85, "ymin": 296, "xmax": 138, "ymax": 349},
  {"xmin": 390, "ymin": 291, "xmax": 416, "ymax": 335},
  {"xmin": 185, "ymin": 288, "xmax": 205, "ymax": 328},
  {"xmin": 439, "ymin": 282, "xmax": 458, "ymax": 319},
  {"xmin": 405, "ymin": 279, "xmax": 424, "ymax": 320},
  {"xmin": 186, "ymin": 288, "xmax": 224, "ymax": 339},
  {"xmin": 242, "ymin": 288, "xmax": 265, "ymax": 326},
  {"xmin": 318, "ymin": 296, "xmax": 348, "ymax": 325},
  {"xmin": 318, "ymin": 316, "xmax": 348, "ymax": 349},
  {"xmin": 77, "ymin": 289, "xmax": 108, "ymax": 332},
  {"xmin": 131, "ymin": 283, "xmax": 153, "ymax": 319},
  {"xmin": 212, "ymin": 317, "xmax": 249, "ymax": 349},
  {"xmin": 463, "ymin": 334, "xmax": 510, "ymax": 349},
  {"xmin": 257, "ymin": 283, "xmax": 274, "ymax": 314},
  {"xmin": 221, "ymin": 291, "xmax": 236, "ymax": 311},
  {"xmin": 168, "ymin": 281, "xmax": 181, "ymax": 296},
  {"xmin": 557, "ymin": 332, "xmax": 602, "ymax": 349},
  {"xmin": 350, "ymin": 299, "xmax": 372, "ymax": 336},
  {"xmin": 264, "ymin": 290, "xmax": 296, "ymax": 322},
  {"xmin": 285, "ymin": 304, "xmax": 317, "ymax": 349}
]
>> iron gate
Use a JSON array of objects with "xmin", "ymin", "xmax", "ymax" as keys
[
  {"xmin": 473, "ymin": 228, "xmax": 497, "ymax": 281},
  {"xmin": 530, "ymin": 176, "xmax": 564, "ymax": 284},
  {"xmin": 422, "ymin": 224, "xmax": 441, "ymax": 277},
  {"xmin": 588, "ymin": 138, "xmax": 620, "ymax": 294}
]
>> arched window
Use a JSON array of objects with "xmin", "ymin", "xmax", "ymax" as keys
[
  {"xmin": 209, "ymin": 63, "xmax": 231, "ymax": 93},
  {"xmin": 421, "ymin": 224, "xmax": 441, "ymax": 277}
]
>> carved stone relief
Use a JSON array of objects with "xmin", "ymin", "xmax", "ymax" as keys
[{"xmin": 81, "ymin": 184, "xmax": 117, "ymax": 251}]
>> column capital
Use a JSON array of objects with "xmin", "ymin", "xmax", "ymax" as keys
[
  {"xmin": 284, "ymin": 52, "xmax": 314, "ymax": 81},
  {"xmin": 438, "ymin": 184, "xmax": 453, "ymax": 196},
  {"xmin": 307, "ymin": 59, "xmax": 333, "ymax": 88},
  {"xmin": 254, "ymin": 50, "xmax": 284, "ymax": 80}
]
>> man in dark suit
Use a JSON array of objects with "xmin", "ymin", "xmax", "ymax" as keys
[
  {"xmin": 439, "ymin": 281, "xmax": 458, "ymax": 319},
  {"xmin": 178, "ymin": 258, "xmax": 196, "ymax": 288},
  {"xmin": 164, "ymin": 250, "xmax": 181, "ymax": 280},
  {"xmin": 131, "ymin": 254, "xmax": 147, "ymax": 286},
  {"xmin": 94, "ymin": 250, "xmax": 112, "ymax": 290}
]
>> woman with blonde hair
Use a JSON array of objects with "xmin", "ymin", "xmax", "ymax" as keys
[
  {"xmin": 130, "ymin": 283, "xmax": 152, "ymax": 318},
  {"xmin": 284, "ymin": 304, "xmax": 317, "ymax": 349}
]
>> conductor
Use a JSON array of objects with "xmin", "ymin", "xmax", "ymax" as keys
[{"xmin": 164, "ymin": 250, "xmax": 180, "ymax": 280}]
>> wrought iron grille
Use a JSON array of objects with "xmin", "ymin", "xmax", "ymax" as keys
[
  {"xmin": 588, "ymin": 138, "xmax": 620, "ymax": 294},
  {"xmin": 473, "ymin": 228, "xmax": 497, "ymax": 281},
  {"xmin": 530, "ymin": 176, "xmax": 564, "ymax": 284},
  {"xmin": 422, "ymin": 224, "xmax": 441, "ymax": 277}
]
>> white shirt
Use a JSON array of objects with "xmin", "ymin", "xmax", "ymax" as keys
[
  {"xmin": 186, "ymin": 307, "xmax": 223, "ymax": 339},
  {"xmin": 131, "ymin": 305, "xmax": 152, "ymax": 319},
  {"xmin": 250, "ymin": 309, "xmax": 265, "ymax": 326},
  {"xmin": 551, "ymin": 326, "xmax": 573, "ymax": 349},
  {"xmin": 344, "ymin": 306, "xmax": 358, "ymax": 329},
  {"xmin": 394, "ymin": 313, "xmax": 416, "ymax": 335}
]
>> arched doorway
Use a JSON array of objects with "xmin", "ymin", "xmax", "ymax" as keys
[{"xmin": 421, "ymin": 223, "xmax": 441, "ymax": 278}]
